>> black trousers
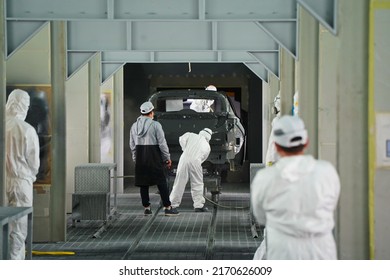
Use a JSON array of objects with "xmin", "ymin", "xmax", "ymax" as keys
[{"xmin": 140, "ymin": 181, "xmax": 171, "ymax": 208}]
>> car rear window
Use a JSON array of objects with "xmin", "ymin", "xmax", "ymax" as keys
[{"xmin": 155, "ymin": 97, "xmax": 220, "ymax": 113}]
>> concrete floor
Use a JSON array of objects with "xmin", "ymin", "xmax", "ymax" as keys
[{"xmin": 32, "ymin": 183, "xmax": 263, "ymax": 260}]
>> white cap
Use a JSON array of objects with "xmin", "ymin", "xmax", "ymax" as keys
[
  {"xmin": 205, "ymin": 85, "xmax": 217, "ymax": 91},
  {"xmin": 140, "ymin": 101, "xmax": 154, "ymax": 114},
  {"xmin": 273, "ymin": 115, "xmax": 308, "ymax": 148},
  {"xmin": 199, "ymin": 128, "xmax": 212, "ymax": 142}
]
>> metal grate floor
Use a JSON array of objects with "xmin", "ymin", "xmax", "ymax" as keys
[{"xmin": 32, "ymin": 183, "xmax": 263, "ymax": 260}]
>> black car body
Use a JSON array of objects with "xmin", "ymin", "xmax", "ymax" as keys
[{"xmin": 148, "ymin": 89, "xmax": 245, "ymax": 172}]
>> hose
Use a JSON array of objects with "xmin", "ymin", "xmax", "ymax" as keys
[
  {"xmin": 113, "ymin": 174, "xmax": 251, "ymax": 210},
  {"xmin": 204, "ymin": 194, "xmax": 250, "ymax": 210},
  {"xmin": 32, "ymin": 250, "xmax": 75, "ymax": 256}
]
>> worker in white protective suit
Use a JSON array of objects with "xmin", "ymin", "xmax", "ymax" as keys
[
  {"xmin": 190, "ymin": 85, "xmax": 216, "ymax": 112},
  {"xmin": 169, "ymin": 128, "xmax": 212, "ymax": 212},
  {"xmin": 265, "ymin": 93, "xmax": 281, "ymax": 166},
  {"xmin": 5, "ymin": 89, "xmax": 40, "ymax": 260},
  {"xmin": 190, "ymin": 99, "xmax": 214, "ymax": 112},
  {"xmin": 251, "ymin": 115, "xmax": 340, "ymax": 259}
]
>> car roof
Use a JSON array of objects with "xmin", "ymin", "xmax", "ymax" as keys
[{"xmin": 149, "ymin": 89, "xmax": 228, "ymax": 99}]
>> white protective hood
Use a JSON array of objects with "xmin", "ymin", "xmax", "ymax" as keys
[
  {"xmin": 276, "ymin": 154, "xmax": 316, "ymax": 182},
  {"xmin": 6, "ymin": 89, "xmax": 30, "ymax": 120}
]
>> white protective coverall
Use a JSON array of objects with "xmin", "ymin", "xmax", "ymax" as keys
[
  {"xmin": 190, "ymin": 84, "xmax": 217, "ymax": 112},
  {"xmin": 190, "ymin": 99, "xmax": 214, "ymax": 112},
  {"xmin": 251, "ymin": 155, "xmax": 340, "ymax": 260},
  {"xmin": 5, "ymin": 89, "xmax": 40, "ymax": 260},
  {"xmin": 170, "ymin": 129, "xmax": 211, "ymax": 209},
  {"xmin": 265, "ymin": 94, "xmax": 281, "ymax": 166}
]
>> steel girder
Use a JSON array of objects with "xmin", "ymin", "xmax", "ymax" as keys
[{"xmin": 3, "ymin": 0, "xmax": 337, "ymax": 83}]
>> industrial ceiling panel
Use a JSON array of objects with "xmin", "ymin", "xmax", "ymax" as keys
[
  {"xmin": 205, "ymin": 0, "xmax": 297, "ymax": 20},
  {"xmin": 217, "ymin": 22, "xmax": 278, "ymax": 51},
  {"xmin": 6, "ymin": 0, "xmax": 107, "ymax": 20},
  {"xmin": 68, "ymin": 21, "xmax": 127, "ymax": 51},
  {"xmin": 114, "ymin": 0, "xmax": 198, "ymax": 20},
  {"xmin": 132, "ymin": 21, "xmax": 211, "ymax": 51}
]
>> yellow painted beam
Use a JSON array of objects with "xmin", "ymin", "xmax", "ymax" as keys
[
  {"xmin": 372, "ymin": 0, "xmax": 390, "ymax": 9},
  {"xmin": 368, "ymin": 0, "xmax": 390, "ymax": 260},
  {"xmin": 368, "ymin": 0, "xmax": 376, "ymax": 260}
]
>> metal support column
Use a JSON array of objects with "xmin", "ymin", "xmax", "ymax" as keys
[
  {"xmin": 296, "ymin": 7, "xmax": 319, "ymax": 158},
  {"xmin": 113, "ymin": 68, "xmax": 124, "ymax": 193},
  {"xmin": 50, "ymin": 21, "xmax": 67, "ymax": 241},
  {"xmin": 280, "ymin": 48, "xmax": 295, "ymax": 115},
  {"xmin": 89, "ymin": 53, "xmax": 102, "ymax": 163},
  {"xmin": 0, "ymin": 0, "xmax": 6, "ymax": 206},
  {"xmin": 268, "ymin": 72, "xmax": 280, "ymax": 100},
  {"xmin": 336, "ymin": 0, "xmax": 369, "ymax": 260}
]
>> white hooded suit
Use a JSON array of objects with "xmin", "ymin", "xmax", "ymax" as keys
[
  {"xmin": 5, "ymin": 89, "xmax": 40, "ymax": 259},
  {"xmin": 170, "ymin": 129, "xmax": 211, "ymax": 209},
  {"xmin": 251, "ymin": 155, "xmax": 340, "ymax": 259},
  {"xmin": 265, "ymin": 93, "xmax": 281, "ymax": 166}
]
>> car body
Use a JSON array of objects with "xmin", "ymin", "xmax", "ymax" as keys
[{"xmin": 148, "ymin": 89, "xmax": 245, "ymax": 172}]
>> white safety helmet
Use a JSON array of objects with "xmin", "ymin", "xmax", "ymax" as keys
[{"xmin": 205, "ymin": 85, "xmax": 217, "ymax": 91}]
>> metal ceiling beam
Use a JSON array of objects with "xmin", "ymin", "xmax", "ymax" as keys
[
  {"xmin": 6, "ymin": 0, "xmax": 297, "ymax": 21},
  {"xmin": 297, "ymin": 0, "xmax": 337, "ymax": 35},
  {"xmin": 67, "ymin": 51, "xmax": 96, "ymax": 79},
  {"xmin": 244, "ymin": 62, "xmax": 269, "ymax": 83},
  {"xmin": 256, "ymin": 21, "xmax": 297, "ymax": 58},
  {"xmin": 3, "ymin": 0, "xmax": 338, "ymax": 82},
  {"xmin": 3, "ymin": 0, "xmax": 299, "ymax": 82},
  {"xmin": 69, "ymin": 50, "xmax": 277, "ymax": 83},
  {"xmin": 101, "ymin": 50, "xmax": 260, "ymax": 63},
  {"xmin": 64, "ymin": 19, "xmax": 281, "ymax": 81},
  {"xmin": 66, "ymin": 21, "xmax": 279, "ymax": 52},
  {"xmin": 249, "ymin": 51, "xmax": 279, "ymax": 78},
  {"xmin": 6, "ymin": 21, "xmax": 48, "ymax": 58},
  {"xmin": 102, "ymin": 62, "xmax": 124, "ymax": 84}
]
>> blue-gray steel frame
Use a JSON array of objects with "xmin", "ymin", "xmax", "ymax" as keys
[
  {"xmin": 2, "ymin": 0, "xmax": 337, "ymax": 83},
  {"xmin": 0, "ymin": 207, "xmax": 33, "ymax": 260}
]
